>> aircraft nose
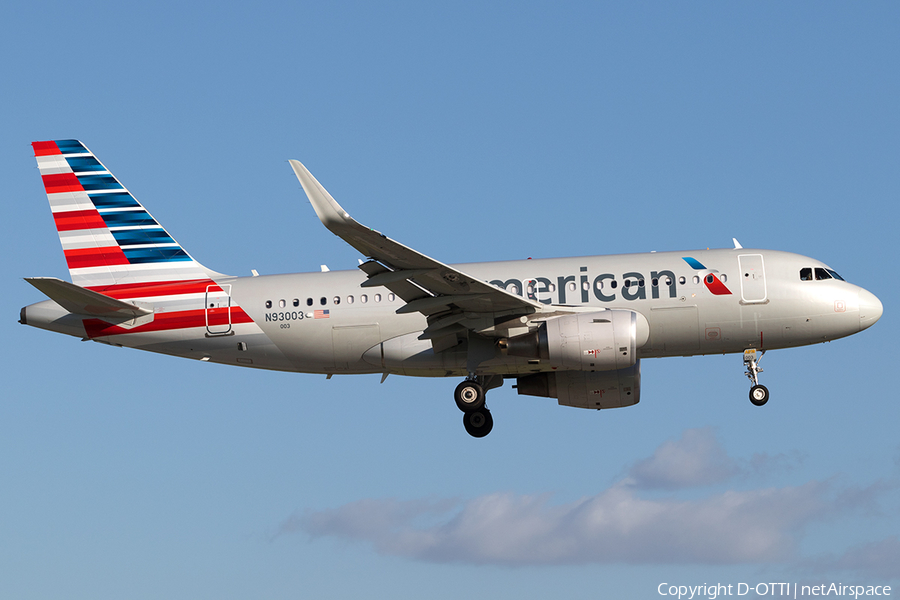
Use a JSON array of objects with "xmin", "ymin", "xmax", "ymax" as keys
[{"xmin": 858, "ymin": 289, "xmax": 883, "ymax": 331}]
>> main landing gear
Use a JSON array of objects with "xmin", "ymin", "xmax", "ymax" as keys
[
  {"xmin": 454, "ymin": 376, "xmax": 500, "ymax": 438},
  {"xmin": 743, "ymin": 349, "xmax": 769, "ymax": 406}
]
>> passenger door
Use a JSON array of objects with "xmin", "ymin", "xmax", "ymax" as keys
[{"xmin": 738, "ymin": 254, "xmax": 767, "ymax": 303}]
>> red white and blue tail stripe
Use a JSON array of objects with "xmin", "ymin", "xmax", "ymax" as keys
[
  {"xmin": 33, "ymin": 139, "xmax": 222, "ymax": 288},
  {"xmin": 31, "ymin": 140, "xmax": 261, "ymax": 342}
]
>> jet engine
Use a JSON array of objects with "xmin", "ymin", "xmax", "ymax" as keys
[
  {"xmin": 515, "ymin": 363, "xmax": 641, "ymax": 409},
  {"xmin": 502, "ymin": 310, "xmax": 649, "ymax": 371}
]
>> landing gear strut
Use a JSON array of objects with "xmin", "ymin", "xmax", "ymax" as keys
[
  {"xmin": 454, "ymin": 375, "xmax": 500, "ymax": 437},
  {"xmin": 743, "ymin": 349, "xmax": 769, "ymax": 406}
]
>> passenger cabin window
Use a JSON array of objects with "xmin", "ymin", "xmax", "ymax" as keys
[
  {"xmin": 360, "ymin": 294, "xmax": 368, "ymax": 303},
  {"xmin": 388, "ymin": 293, "xmax": 396, "ymax": 301},
  {"xmin": 800, "ymin": 268, "xmax": 813, "ymax": 281},
  {"xmin": 279, "ymin": 299, "xmax": 286, "ymax": 308},
  {"xmin": 347, "ymin": 295, "xmax": 354, "ymax": 304},
  {"xmin": 374, "ymin": 293, "xmax": 382, "ymax": 302},
  {"xmin": 265, "ymin": 300, "xmax": 272, "ymax": 309},
  {"xmin": 293, "ymin": 299, "xmax": 300, "ymax": 307},
  {"xmin": 333, "ymin": 296, "xmax": 341, "ymax": 305},
  {"xmin": 307, "ymin": 298, "xmax": 313, "ymax": 306},
  {"xmin": 320, "ymin": 297, "xmax": 327, "ymax": 305}
]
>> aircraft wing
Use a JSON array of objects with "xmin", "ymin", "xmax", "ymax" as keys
[{"xmin": 290, "ymin": 160, "xmax": 543, "ymax": 348}]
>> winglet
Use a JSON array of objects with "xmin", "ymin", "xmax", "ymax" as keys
[
  {"xmin": 733, "ymin": 238, "xmax": 743, "ymax": 249},
  {"xmin": 289, "ymin": 159, "xmax": 388, "ymax": 259},
  {"xmin": 289, "ymin": 160, "xmax": 354, "ymax": 231}
]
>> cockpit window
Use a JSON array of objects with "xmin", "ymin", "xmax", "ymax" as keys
[
  {"xmin": 826, "ymin": 269, "xmax": 844, "ymax": 281},
  {"xmin": 800, "ymin": 268, "xmax": 812, "ymax": 281},
  {"xmin": 815, "ymin": 268, "xmax": 832, "ymax": 281}
]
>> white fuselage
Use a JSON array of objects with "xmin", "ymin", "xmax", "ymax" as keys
[{"xmin": 22, "ymin": 248, "xmax": 881, "ymax": 377}]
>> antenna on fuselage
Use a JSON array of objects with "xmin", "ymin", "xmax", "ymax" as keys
[{"xmin": 732, "ymin": 238, "xmax": 743, "ymax": 249}]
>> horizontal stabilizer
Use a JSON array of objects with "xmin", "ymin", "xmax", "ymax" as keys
[{"xmin": 25, "ymin": 277, "xmax": 152, "ymax": 319}]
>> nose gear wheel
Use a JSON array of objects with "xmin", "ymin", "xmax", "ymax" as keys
[
  {"xmin": 750, "ymin": 384, "xmax": 769, "ymax": 406},
  {"xmin": 743, "ymin": 349, "xmax": 769, "ymax": 406}
]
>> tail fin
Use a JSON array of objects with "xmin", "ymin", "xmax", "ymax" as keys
[{"xmin": 32, "ymin": 140, "xmax": 224, "ymax": 289}]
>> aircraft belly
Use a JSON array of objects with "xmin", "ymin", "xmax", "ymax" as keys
[
  {"xmin": 363, "ymin": 332, "xmax": 536, "ymax": 377},
  {"xmin": 333, "ymin": 324, "xmax": 382, "ymax": 371},
  {"xmin": 646, "ymin": 299, "xmax": 836, "ymax": 356},
  {"xmin": 648, "ymin": 305, "xmax": 700, "ymax": 355},
  {"xmin": 88, "ymin": 323, "xmax": 296, "ymax": 370},
  {"xmin": 263, "ymin": 323, "xmax": 336, "ymax": 371},
  {"xmin": 780, "ymin": 311, "xmax": 859, "ymax": 347}
]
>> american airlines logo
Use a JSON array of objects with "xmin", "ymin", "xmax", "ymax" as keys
[
  {"xmin": 489, "ymin": 267, "xmax": 680, "ymax": 305},
  {"xmin": 489, "ymin": 257, "xmax": 731, "ymax": 305}
]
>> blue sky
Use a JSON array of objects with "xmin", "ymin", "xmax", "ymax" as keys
[{"xmin": 2, "ymin": 2, "xmax": 898, "ymax": 598}]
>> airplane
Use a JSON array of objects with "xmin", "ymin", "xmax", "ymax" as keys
[{"xmin": 20, "ymin": 140, "xmax": 883, "ymax": 437}]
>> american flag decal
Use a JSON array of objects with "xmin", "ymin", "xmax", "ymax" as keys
[{"xmin": 314, "ymin": 310, "xmax": 330, "ymax": 319}]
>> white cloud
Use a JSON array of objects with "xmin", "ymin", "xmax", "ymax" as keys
[
  {"xmin": 623, "ymin": 427, "xmax": 804, "ymax": 490},
  {"xmin": 278, "ymin": 429, "xmax": 895, "ymax": 567},
  {"xmin": 625, "ymin": 427, "xmax": 738, "ymax": 489},
  {"xmin": 286, "ymin": 482, "xmax": 826, "ymax": 565}
]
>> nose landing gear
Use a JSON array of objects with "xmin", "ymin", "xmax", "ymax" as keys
[
  {"xmin": 454, "ymin": 376, "xmax": 500, "ymax": 437},
  {"xmin": 743, "ymin": 349, "xmax": 769, "ymax": 406}
]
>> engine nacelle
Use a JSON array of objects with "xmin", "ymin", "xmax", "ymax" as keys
[
  {"xmin": 505, "ymin": 310, "xmax": 648, "ymax": 371},
  {"xmin": 515, "ymin": 362, "xmax": 641, "ymax": 409}
]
